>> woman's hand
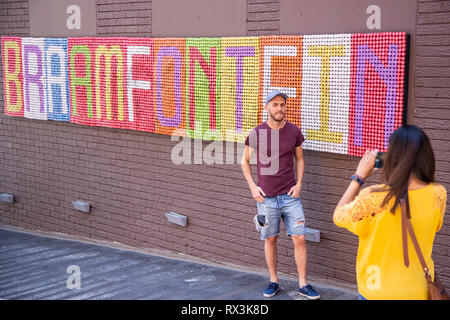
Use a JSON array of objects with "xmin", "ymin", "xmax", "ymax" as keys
[
  {"xmin": 335, "ymin": 149, "xmax": 378, "ymax": 209},
  {"xmin": 356, "ymin": 149, "xmax": 378, "ymax": 179}
]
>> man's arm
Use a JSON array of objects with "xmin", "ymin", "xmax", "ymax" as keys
[
  {"xmin": 241, "ymin": 145, "xmax": 266, "ymax": 202},
  {"xmin": 287, "ymin": 145, "xmax": 304, "ymax": 198}
]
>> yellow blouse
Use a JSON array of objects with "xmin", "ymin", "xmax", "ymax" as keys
[{"xmin": 334, "ymin": 183, "xmax": 447, "ymax": 300}]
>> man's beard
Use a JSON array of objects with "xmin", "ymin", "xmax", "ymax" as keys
[{"xmin": 268, "ymin": 110, "xmax": 285, "ymax": 122}]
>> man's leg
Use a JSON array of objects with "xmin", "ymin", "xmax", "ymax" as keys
[
  {"xmin": 291, "ymin": 234, "xmax": 307, "ymax": 287},
  {"xmin": 264, "ymin": 235, "xmax": 279, "ymax": 283},
  {"xmin": 282, "ymin": 195, "xmax": 320, "ymax": 299},
  {"xmin": 257, "ymin": 199, "xmax": 281, "ymax": 283},
  {"xmin": 257, "ymin": 198, "xmax": 282, "ymax": 297}
]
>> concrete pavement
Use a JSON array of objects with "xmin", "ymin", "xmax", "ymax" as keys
[{"xmin": 0, "ymin": 227, "xmax": 357, "ymax": 300}]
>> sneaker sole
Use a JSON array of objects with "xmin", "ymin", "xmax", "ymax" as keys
[
  {"xmin": 263, "ymin": 287, "xmax": 280, "ymax": 298},
  {"xmin": 298, "ymin": 291, "xmax": 320, "ymax": 300}
]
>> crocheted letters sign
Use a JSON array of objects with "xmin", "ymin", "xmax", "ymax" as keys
[{"xmin": 1, "ymin": 33, "xmax": 407, "ymax": 156}]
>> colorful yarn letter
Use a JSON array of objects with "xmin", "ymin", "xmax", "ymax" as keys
[
  {"xmin": 94, "ymin": 45, "xmax": 124, "ymax": 121},
  {"xmin": 225, "ymin": 46, "xmax": 255, "ymax": 133},
  {"xmin": 45, "ymin": 38, "xmax": 70, "ymax": 122},
  {"xmin": 186, "ymin": 38, "xmax": 221, "ymax": 140},
  {"xmin": 126, "ymin": 38, "xmax": 154, "ymax": 133},
  {"xmin": 221, "ymin": 37, "xmax": 259, "ymax": 143},
  {"xmin": 69, "ymin": 44, "xmax": 93, "ymax": 119},
  {"xmin": 354, "ymin": 44, "xmax": 398, "ymax": 148},
  {"xmin": 156, "ymin": 47, "xmax": 182, "ymax": 128},
  {"xmin": 154, "ymin": 38, "xmax": 186, "ymax": 136},
  {"xmin": 2, "ymin": 38, "xmax": 24, "ymax": 116},
  {"xmin": 306, "ymin": 45, "xmax": 346, "ymax": 144},
  {"xmin": 189, "ymin": 47, "xmax": 216, "ymax": 130},
  {"xmin": 259, "ymin": 36, "xmax": 303, "ymax": 128},
  {"xmin": 23, "ymin": 38, "xmax": 47, "ymax": 120},
  {"xmin": 348, "ymin": 32, "xmax": 406, "ymax": 156}
]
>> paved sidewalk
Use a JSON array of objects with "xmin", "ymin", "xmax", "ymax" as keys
[{"xmin": 0, "ymin": 227, "xmax": 357, "ymax": 300}]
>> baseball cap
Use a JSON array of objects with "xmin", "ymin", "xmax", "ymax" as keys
[{"xmin": 265, "ymin": 90, "xmax": 288, "ymax": 105}]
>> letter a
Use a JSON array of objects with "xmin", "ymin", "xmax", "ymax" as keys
[
  {"xmin": 366, "ymin": 265, "xmax": 381, "ymax": 290},
  {"xmin": 366, "ymin": 5, "xmax": 381, "ymax": 30},
  {"xmin": 66, "ymin": 5, "xmax": 81, "ymax": 30},
  {"xmin": 66, "ymin": 265, "xmax": 81, "ymax": 289}
]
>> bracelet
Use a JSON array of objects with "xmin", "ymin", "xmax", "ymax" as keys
[{"xmin": 350, "ymin": 174, "xmax": 366, "ymax": 186}]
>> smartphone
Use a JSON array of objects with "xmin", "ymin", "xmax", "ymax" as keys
[{"xmin": 375, "ymin": 152, "xmax": 385, "ymax": 169}]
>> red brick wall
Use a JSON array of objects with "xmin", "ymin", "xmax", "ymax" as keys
[{"xmin": 0, "ymin": 0, "xmax": 448, "ymax": 289}]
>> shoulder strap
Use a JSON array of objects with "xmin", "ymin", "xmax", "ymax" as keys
[
  {"xmin": 400, "ymin": 195, "xmax": 432, "ymax": 280},
  {"xmin": 400, "ymin": 197, "xmax": 410, "ymax": 267}
]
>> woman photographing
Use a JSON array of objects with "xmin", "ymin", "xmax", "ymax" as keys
[{"xmin": 334, "ymin": 125, "xmax": 447, "ymax": 300}]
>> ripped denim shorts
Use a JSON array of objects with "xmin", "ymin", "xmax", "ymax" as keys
[{"xmin": 254, "ymin": 193, "xmax": 306, "ymax": 240}]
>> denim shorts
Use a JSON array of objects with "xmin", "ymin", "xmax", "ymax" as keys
[{"xmin": 255, "ymin": 193, "xmax": 306, "ymax": 240}]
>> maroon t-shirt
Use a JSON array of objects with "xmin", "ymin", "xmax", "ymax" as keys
[{"xmin": 245, "ymin": 121, "xmax": 304, "ymax": 196}]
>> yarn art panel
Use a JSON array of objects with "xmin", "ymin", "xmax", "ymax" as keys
[{"xmin": 2, "ymin": 32, "xmax": 408, "ymax": 157}]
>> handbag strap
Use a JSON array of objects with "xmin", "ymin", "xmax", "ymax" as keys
[{"xmin": 400, "ymin": 195, "xmax": 432, "ymax": 281}]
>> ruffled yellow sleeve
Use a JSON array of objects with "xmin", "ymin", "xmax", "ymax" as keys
[
  {"xmin": 435, "ymin": 184, "xmax": 447, "ymax": 232},
  {"xmin": 333, "ymin": 185, "xmax": 386, "ymax": 237}
]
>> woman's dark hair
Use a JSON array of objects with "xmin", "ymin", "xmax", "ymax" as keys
[{"xmin": 377, "ymin": 125, "xmax": 435, "ymax": 213}]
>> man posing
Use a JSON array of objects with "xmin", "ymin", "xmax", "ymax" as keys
[{"xmin": 241, "ymin": 90, "xmax": 320, "ymax": 300}]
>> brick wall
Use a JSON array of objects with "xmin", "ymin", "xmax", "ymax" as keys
[
  {"xmin": 414, "ymin": 0, "xmax": 450, "ymax": 286},
  {"xmin": 247, "ymin": 0, "xmax": 280, "ymax": 36},
  {"xmin": 97, "ymin": 0, "xmax": 152, "ymax": 36},
  {"xmin": 0, "ymin": 0, "xmax": 449, "ymax": 290},
  {"xmin": 0, "ymin": 1, "xmax": 29, "ymax": 36}
]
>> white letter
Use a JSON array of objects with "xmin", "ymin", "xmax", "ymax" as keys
[
  {"xmin": 259, "ymin": 129, "xmax": 279, "ymax": 176},
  {"xmin": 171, "ymin": 134, "xmax": 192, "ymax": 165},
  {"xmin": 66, "ymin": 5, "xmax": 81, "ymax": 30},
  {"xmin": 46, "ymin": 45, "xmax": 69, "ymax": 115},
  {"xmin": 366, "ymin": 265, "xmax": 381, "ymax": 290},
  {"xmin": 261, "ymin": 305, "xmax": 269, "ymax": 314},
  {"xmin": 203, "ymin": 128, "xmax": 223, "ymax": 165},
  {"xmin": 262, "ymin": 46, "xmax": 297, "ymax": 121},
  {"xmin": 66, "ymin": 265, "xmax": 81, "ymax": 289},
  {"xmin": 366, "ymin": 5, "xmax": 381, "ymax": 30},
  {"xmin": 193, "ymin": 121, "xmax": 203, "ymax": 164},
  {"xmin": 127, "ymin": 46, "xmax": 151, "ymax": 121},
  {"xmin": 203, "ymin": 140, "xmax": 223, "ymax": 165}
]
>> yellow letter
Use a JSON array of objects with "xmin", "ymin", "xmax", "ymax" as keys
[
  {"xmin": 95, "ymin": 45, "xmax": 124, "ymax": 121},
  {"xmin": 4, "ymin": 41, "xmax": 23, "ymax": 113},
  {"xmin": 306, "ymin": 45, "xmax": 345, "ymax": 144}
]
